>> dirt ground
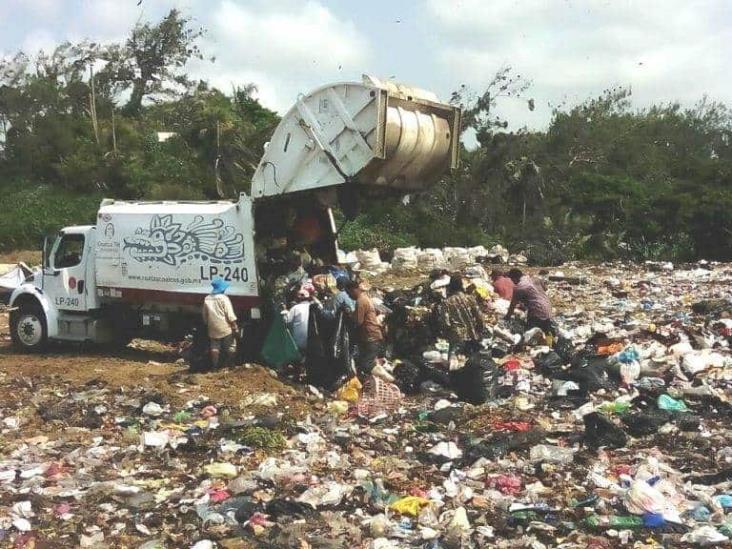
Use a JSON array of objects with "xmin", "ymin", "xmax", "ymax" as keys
[
  {"xmin": 0, "ymin": 249, "xmax": 41, "ymax": 265},
  {"xmin": 0, "ymin": 311, "xmax": 311, "ymax": 418}
]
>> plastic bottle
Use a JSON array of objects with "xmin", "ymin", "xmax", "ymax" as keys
[{"xmin": 583, "ymin": 514, "xmax": 644, "ymax": 529}]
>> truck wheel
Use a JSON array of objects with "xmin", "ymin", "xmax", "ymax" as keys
[{"xmin": 10, "ymin": 303, "xmax": 48, "ymax": 352}]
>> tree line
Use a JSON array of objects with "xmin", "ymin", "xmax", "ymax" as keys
[{"xmin": 1, "ymin": 10, "xmax": 731, "ymax": 261}]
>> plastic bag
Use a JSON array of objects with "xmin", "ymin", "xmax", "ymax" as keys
[
  {"xmin": 583, "ymin": 412, "xmax": 628, "ymax": 449},
  {"xmin": 486, "ymin": 474, "xmax": 522, "ymax": 495},
  {"xmin": 260, "ymin": 314, "xmax": 301, "ymax": 367},
  {"xmin": 658, "ymin": 394, "xmax": 689, "ymax": 412},
  {"xmin": 681, "ymin": 526, "xmax": 729, "ymax": 546},
  {"xmin": 624, "ymin": 480, "xmax": 667, "ymax": 515},
  {"xmin": 449, "ymin": 352, "xmax": 495, "ymax": 404},
  {"xmin": 205, "ymin": 463, "xmax": 238, "ymax": 479},
  {"xmin": 330, "ymin": 309, "xmax": 353, "ymax": 376},
  {"xmin": 298, "ymin": 481, "xmax": 351, "ymax": 508},
  {"xmin": 529, "ymin": 444, "xmax": 574, "ymax": 464},
  {"xmin": 327, "ymin": 400, "xmax": 349, "ymax": 415},
  {"xmin": 428, "ymin": 441, "xmax": 463, "ymax": 460},
  {"xmin": 393, "ymin": 361, "xmax": 422, "ymax": 394},
  {"xmin": 389, "ymin": 496, "xmax": 431, "ymax": 516},
  {"xmin": 336, "ymin": 377, "xmax": 362, "ymax": 402},
  {"xmin": 619, "ymin": 360, "xmax": 641, "ymax": 384}
]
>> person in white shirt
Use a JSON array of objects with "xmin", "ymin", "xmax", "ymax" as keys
[
  {"xmin": 202, "ymin": 278, "xmax": 238, "ymax": 369},
  {"xmin": 285, "ymin": 289, "xmax": 312, "ymax": 352}
]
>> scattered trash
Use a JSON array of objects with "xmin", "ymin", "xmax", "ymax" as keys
[
  {"xmin": 336, "ymin": 376, "xmax": 362, "ymax": 402},
  {"xmin": 2, "ymin": 261, "xmax": 732, "ymax": 546},
  {"xmin": 204, "ymin": 462, "xmax": 238, "ymax": 479},
  {"xmin": 657, "ymin": 394, "xmax": 689, "ymax": 412},
  {"xmin": 241, "ymin": 392, "xmax": 279, "ymax": 407},
  {"xmin": 142, "ymin": 401, "xmax": 164, "ymax": 416},
  {"xmin": 389, "ymin": 496, "xmax": 431, "ymax": 516}
]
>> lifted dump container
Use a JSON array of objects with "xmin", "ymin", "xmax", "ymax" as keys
[{"xmin": 250, "ymin": 75, "xmax": 461, "ymax": 199}]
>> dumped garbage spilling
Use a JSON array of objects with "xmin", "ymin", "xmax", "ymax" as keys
[{"xmin": 3, "ymin": 260, "xmax": 732, "ymax": 548}]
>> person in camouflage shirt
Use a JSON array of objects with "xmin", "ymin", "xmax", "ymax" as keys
[{"xmin": 433, "ymin": 273, "xmax": 485, "ymax": 346}]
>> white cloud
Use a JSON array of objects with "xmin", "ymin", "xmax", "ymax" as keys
[
  {"xmin": 425, "ymin": 0, "xmax": 732, "ymax": 129},
  {"xmin": 2, "ymin": 0, "xmax": 371, "ymax": 114},
  {"xmin": 70, "ymin": 0, "xmax": 158, "ymax": 42},
  {"xmin": 3, "ymin": 0, "xmax": 730, "ymax": 132},
  {"xmin": 21, "ymin": 29, "xmax": 58, "ymax": 54},
  {"xmin": 197, "ymin": 0, "xmax": 371, "ymax": 111},
  {"xmin": 6, "ymin": 0, "xmax": 62, "ymax": 22}
]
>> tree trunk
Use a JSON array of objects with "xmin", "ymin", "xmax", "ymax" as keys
[
  {"xmin": 89, "ymin": 66, "xmax": 99, "ymax": 145},
  {"xmin": 125, "ymin": 78, "xmax": 146, "ymax": 115},
  {"xmin": 522, "ymin": 198, "xmax": 527, "ymax": 227},
  {"xmin": 111, "ymin": 110, "xmax": 117, "ymax": 154}
]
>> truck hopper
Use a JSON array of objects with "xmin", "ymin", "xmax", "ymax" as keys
[{"xmin": 250, "ymin": 75, "xmax": 461, "ymax": 201}]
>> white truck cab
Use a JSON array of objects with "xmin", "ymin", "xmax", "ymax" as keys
[
  {"xmin": 11, "ymin": 225, "xmax": 100, "ymax": 349},
  {"xmin": 44, "ymin": 226, "xmax": 99, "ymax": 312}
]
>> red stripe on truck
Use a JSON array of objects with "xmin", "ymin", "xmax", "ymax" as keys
[{"xmin": 100, "ymin": 287, "xmax": 261, "ymax": 309}]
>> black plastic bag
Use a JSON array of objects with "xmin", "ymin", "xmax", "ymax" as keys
[
  {"xmin": 535, "ymin": 351, "xmax": 565, "ymax": 373},
  {"xmin": 265, "ymin": 498, "xmax": 317, "ymax": 519},
  {"xmin": 449, "ymin": 351, "xmax": 496, "ymax": 405},
  {"xmin": 583, "ymin": 412, "xmax": 628, "ymax": 449},
  {"xmin": 555, "ymin": 336, "xmax": 576, "ymax": 362},
  {"xmin": 393, "ymin": 360, "xmax": 422, "ymax": 394},
  {"xmin": 622, "ymin": 409, "xmax": 671, "ymax": 436},
  {"xmin": 330, "ymin": 309, "xmax": 353, "ymax": 378}
]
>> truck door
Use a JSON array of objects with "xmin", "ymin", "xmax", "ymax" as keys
[{"xmin": 45, "ymin": 232, "xmax": 89, "ymax": 311}]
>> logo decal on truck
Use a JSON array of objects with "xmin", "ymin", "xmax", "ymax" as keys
[{"xmin": 123, "ymin": 215, "xmax": 245, "ymax": 266}]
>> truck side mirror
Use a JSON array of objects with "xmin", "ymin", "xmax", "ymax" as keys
[
  {"xmin": 41, "ymin": 235, "xmax": 49, "ymax": 272},
  {"xmin": 41, "ymin": 235, "xmax": 59, "ymax": 276}
]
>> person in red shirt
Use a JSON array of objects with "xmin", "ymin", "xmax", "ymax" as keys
[{"xmin": 490, "ymin": 270, "xmax": 515, "ymax": 300}]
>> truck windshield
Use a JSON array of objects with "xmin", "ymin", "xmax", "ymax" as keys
[{"xmin": 54, "ymin": 234, "xmax": 85, "ymax": 269}]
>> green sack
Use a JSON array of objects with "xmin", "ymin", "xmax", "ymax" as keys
[{"xmin": 260, "ymin": 314, "xmax": 302, "ymax": 367}]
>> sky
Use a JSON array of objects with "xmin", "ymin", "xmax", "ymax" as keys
[{"xmin": 1, "ymin": 0, "xmax": 731, "ymax": 131}]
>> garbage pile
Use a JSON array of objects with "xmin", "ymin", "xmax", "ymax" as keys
[
  {"xmin": 341, "ymin": 244, "xmax": 523, "ymax": 275},
  {"xmin": 0, "ymin": 262, "xmax": 33, "ymax": 303},
  {"xmin": 4, "ymin": 261, "xmax": 732, "ymax": 547}
]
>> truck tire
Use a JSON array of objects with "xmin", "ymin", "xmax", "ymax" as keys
[{"xmin": 10, "ymin": 303, "xmax": 48, "ymax": 352}]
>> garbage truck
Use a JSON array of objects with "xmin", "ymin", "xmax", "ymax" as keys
[{"xmin": 8, "ymin": 75, "xmax": 461, "ymax": 352}]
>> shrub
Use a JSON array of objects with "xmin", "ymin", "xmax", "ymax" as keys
[{"xmin": 0, "ymin": 182, "xmax": 102, "ymax": 252}]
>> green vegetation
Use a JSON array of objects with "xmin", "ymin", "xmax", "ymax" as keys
[
  {"xmin": 347, "ymin": 85, "xmax": 732, "ymax": 263},
  {"xmin": 240, "ymin": 426, "xmax": 286, "ymax": 450},
  {"xmin": 1, "ymin": 13, "xmax": 731, "ymax": 262},
  {"xmin": 0, "ymin": 183, "xmax": 102, "ymax": 251}
]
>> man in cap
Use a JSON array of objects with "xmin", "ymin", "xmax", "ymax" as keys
[{"xmin": 202, "ymin": 277, "xmax": 238, "ymax": 369}]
